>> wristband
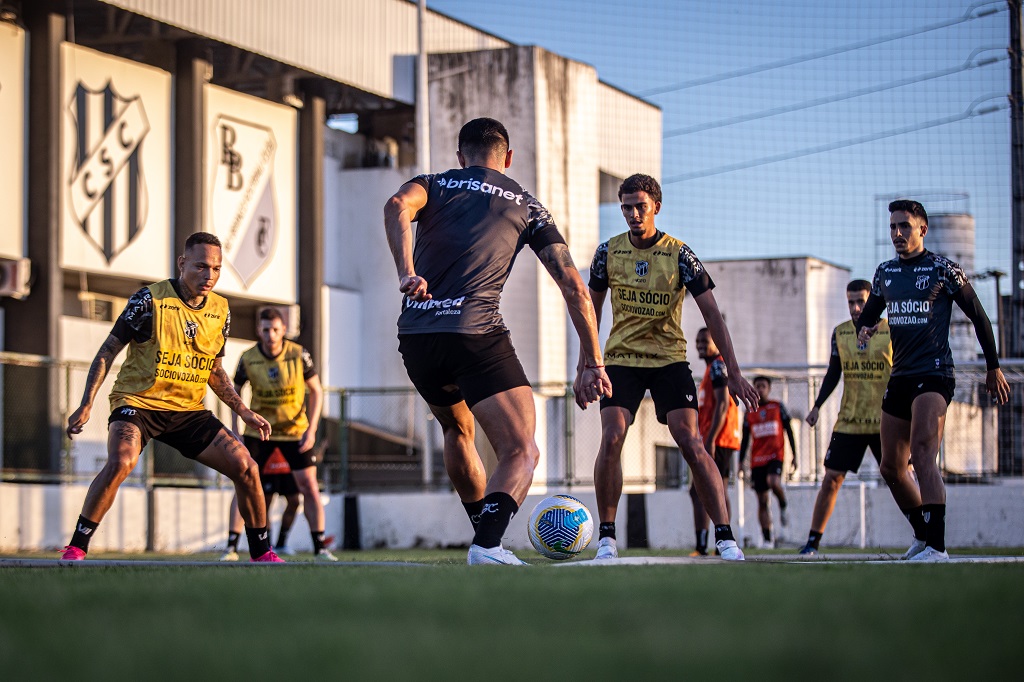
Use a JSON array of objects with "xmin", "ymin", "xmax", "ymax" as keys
[{"xmin": 585, "ymin": 364, "xmax": 605, "ymax": 369}]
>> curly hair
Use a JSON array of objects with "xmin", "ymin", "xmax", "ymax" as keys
[{"xmin": 618, "ymin": 173, "xmax": 662, "ymax": 204}]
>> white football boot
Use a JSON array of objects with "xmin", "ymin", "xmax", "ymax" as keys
[
  {"xmin": 901, "ymin": 538, "xmax": 927, "ymax": 560},
  {"xmin": 219, "ymin": 550, "xmax": 239, "ymax": 562},
  {"xmin": 315, "ymin": 548, "xmax": 339, "ymax": 562},
  {"xmin": 467, "ymin": 544, "xmax": 527, "ymax": 565},
  {"xmin": 715, "ymin": 539, "xmax": 745, "ymax": 561},
  {"xmin": 593, "ymin": 537, "xmax": 618, "ymax": 561},
  {"xmin": 907, "ymin": 546, "xmax": 949, "ymax": 562}
]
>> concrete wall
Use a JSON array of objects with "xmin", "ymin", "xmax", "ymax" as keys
[{"xmin": 4, "ymin": 482, "xmax": 1019, "ymax": 552}]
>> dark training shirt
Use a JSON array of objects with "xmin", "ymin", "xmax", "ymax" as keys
[{"xmin": 397, "ymin": 167, "xmax": 565, "ymax": 335}]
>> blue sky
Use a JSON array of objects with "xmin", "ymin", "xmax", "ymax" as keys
[{"xmin": 428, "ymin": 0, "xmax": 1010, "ymax": 306}]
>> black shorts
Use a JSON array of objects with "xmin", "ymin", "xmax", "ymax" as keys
[
  {"xmin": 881, "ymin": 375, "xmax": 955, "ymax": 421},
  {"xmin": 108, "ymin": 406, "xmax": 223, "ymax": 460},
  {"xmin": 398, "ymin": 330, "xmax": 530, "ymax": 409},
  {"xmin": 244, "ymin": 436, "xmax": 317, "ymax": 472},
  {"xmin": 600, "ymin": 363, "xmax": 699, "ymax": 425},
  {"xmin": 262, "ymin": 473, "xmax": 300, "ymax": 498},
  {"xmin": 824, "ymin": 432, "xmax": 882, "ymax": 473},
  {"xmin": 751, "ymin": 460, "xmax": 783, "ymax": 493}
]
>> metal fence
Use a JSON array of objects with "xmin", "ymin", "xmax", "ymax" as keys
[{"xmin": 3, "ymin": 351, "xmax": 1023, "ymax": 492}]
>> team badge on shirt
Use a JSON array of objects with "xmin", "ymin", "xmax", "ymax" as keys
[
  {"xmin": 267, "ymin": 366, "xmax": 280, "ymax": 381},
  {"xmin": 635, "ymin": 261, "xmax": 649, "ymax": 277},
  {"xmin": 916, "ymin": 275, "xmax": 930, "ymax": 290},
  {"xmin": 184, "ymin": 320, "xmax": 198, "ymax": 340}
]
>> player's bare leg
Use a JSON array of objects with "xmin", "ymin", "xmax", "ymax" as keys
[
  {"xmin": 668, "ymin": 408, "xmax": 743, "ymax": 559},
  {"xmin": 464, "ymin": 386, "xmax": 539, "ymax": 564},
  {"xmin": 594, "ymin": 407, "xmax": 630, "ymax": 523},
  {"xmin": 809, "ymin": 469, "xmax": 846, "ymax": 536},
  {"xmin": 880, "ymin": 412, "xmax": 933, "ymax": 558},
  {"xmin": 756, "ymin": 490, "xmax": 773, "ymax": 545},
  {"xmin": 689, "ymin": 483, "xmax": 710, "ymax": 555},
  {"xmin": 767, "ymin": 472, "xmax": 789, "ymax": 529},
  {"xmin": 196, "ymin": 429, "xmax": 279, "ymax": 561},
  {"xmin": 429, "ymin": 401, "xmax": 487, "ymax": 503},
  {"xmin": 80, "ymin": 422, "xmax": 145, "ymax": 522},
  {"xmin": 220, "ymin": 494, "xmax": 245, "ymax": 560},
  {"xmin": 901, "ymin": 393, "xmax": 950, "ymax": 560},
  {"xmin": 292, "ymin": 466, "xmax": 334, "ymax": 560},
  {"xmin": 667, "ymin": 409, "xmax": 728, "ymax": 523}
]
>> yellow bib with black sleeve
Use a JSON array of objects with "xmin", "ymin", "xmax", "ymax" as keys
[
  {"xmin": 238, "ymin": 340, "xmax": 309, "ymax": 440},
  {"xmin": 110, "ymin": 280, "xmax": 229, "ymax": 412},
  {"xmin": 604, "ymin": 232, "xmax": 688, "ymax": 368},
  {"xmin": 834, "ymin": 318, "xmax": 892, "ymax": 434}
]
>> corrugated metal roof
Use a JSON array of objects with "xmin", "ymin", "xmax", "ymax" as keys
[{"xmin": 98, "ymin": 0, "xmax": 510, "ymax": 101}]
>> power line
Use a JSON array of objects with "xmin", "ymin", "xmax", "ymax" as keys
[
  {"xmin": 662, "ymin": 95, "xmax": 1008, "ymax": 184},
  {"xmin": 664, "ymin": 47, "xmax": 1007, "ymax": 138},
  {"xmin": 639, "ymin": 1, "xmax": 1005, "ymax": 98}
]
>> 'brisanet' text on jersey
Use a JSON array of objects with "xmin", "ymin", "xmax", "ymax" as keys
[
  {"xmin": 397, "ymin": 167, "xmax": 565, "ymax": 335},
  {"xmin": 870, "ymin": 250, "xmax": 967, "ymax": 377}
]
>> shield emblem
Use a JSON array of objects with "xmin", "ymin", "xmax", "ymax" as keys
[
  {"xmin": 635, "ymin": 260, "xmax": 649, "ymax": 277},
  {"xmin": 916, "ymin": 275, "xmax": 930, "ymax": 290},
  {"xmin": 184, "ymin": 320, "xmax": 198, "ymax": 340},
  {"xmin": 67, "ymin": 82, "xmax": 151, "ymax": 263},
  {"xmin": 267, "ymin": 366, "xmax": 280, "ymax": 382},
  {"xmin": 209, "ymin": 115, "xmax": 278, "ymax": 288}
]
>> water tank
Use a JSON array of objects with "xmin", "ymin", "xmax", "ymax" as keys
[{"xmin": 928, "ymin": 213, "xmax": 975, "ymax": 363}]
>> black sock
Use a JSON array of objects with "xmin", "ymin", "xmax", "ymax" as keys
[
  {"xmin": 904, "ymin": 506, "xmax": 927, "ymax": 541},
  {"xmin": 226, "ymin": 531, "xmax": 240, "ymax": 552},
  {"xmin": 69, "ymin": 515, "xmax": 99, "ymax": 553},
  {"xmin": 463, "ymin": 499, "xmax": 485, "ymax": 530},
  {"xmin": 695, "ymin": 528, "xmax": 708, "ymax": 555},
  {"xmin": 806, "ymin": 531, "xmax": 822, "ymax": 550},
  {"xmin": 311, "ymin": 531, "xmax": 325, "ymax": 554},
  {"xmin": 714, "ymin": 524, "xmax": 735, "ymax": 543},
  {"xmin": 471, "ymin": 492, "xmax": 518, "ymax": 549},
  {"xmin": 599, "ymin": 522, "xmax": 616, "ymax": 540},
  {"xmin": 923, "ymin": 504, "xmax": 946, "ymax": 553},
  {"xmin": 762, "ymin": 527, "xmax": 772, "ymax": 543},
  {"xmin": 275, "ymin": 526, "xmax": 291, "ymax": 549},
  {"xmin": 246, "ymin": 526, "xmax": 272, "ymax": 559}
]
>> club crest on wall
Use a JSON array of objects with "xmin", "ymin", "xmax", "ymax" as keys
[
  {"xmin": 209, "ymin": 115, "xmax": 278, "ymax": 288},
  {"xmin": 67, "ymin": 82, "xmax": 150, "ymax": 263}
]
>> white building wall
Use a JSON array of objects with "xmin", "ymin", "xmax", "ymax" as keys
[{"xmin": 596, "ymin": 84, "xmax": 662, "ymax": 181}]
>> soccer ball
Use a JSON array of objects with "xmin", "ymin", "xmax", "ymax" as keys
[{"xmin": 527, "ymin": 495, "xmax": 594, "ymax": 560}]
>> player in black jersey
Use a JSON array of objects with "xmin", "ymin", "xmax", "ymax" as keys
[
  {"xmin": 384, "ymin": 118, "xmax": 611, "ymax": 565},
  {"xmin": 858, "ymin": 200, "xmax": 1009, "ymax": 561}
]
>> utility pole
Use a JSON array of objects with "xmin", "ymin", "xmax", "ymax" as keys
[{"xmin": 1007, "ymin": 0, "xmax": 1023, "ymax": 474}]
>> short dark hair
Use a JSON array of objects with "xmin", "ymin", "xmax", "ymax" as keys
[
  {"xmin": 259, "ymin": 307, "xmax": 284, "ymax": 324},
  {"xmin": 458, "ymin": 118, "xmax": 510, "ymax": 160},
  {"xmin": 847, "ymin": 279, "xmax": 872, "ymax": 293},
  {"xmin": 618, "ymin": 174, "xmax": 662, "ymax": 204},
  {"xmin": 753, "ymin": 375, "xmax": 772, "ymax": 386},
  {"xmin": 697, "ymin": 327, "xmax": 709, "ymax": 335},
  {"xmin": 185, "ymin": 232, "xmax": 221, "ymax": 251},
  {"xmin": 888, "ymin": 199, "xmax": 928, "ymax": 225}
]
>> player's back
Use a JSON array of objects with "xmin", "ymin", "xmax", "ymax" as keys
[{"xmin": 398, "ymin": 167, "xmax": 558, "ymax": 335}]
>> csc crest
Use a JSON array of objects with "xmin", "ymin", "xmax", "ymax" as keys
[
  {"xmin": 635, "ymin": 261, "xmax": 649, "ymax": 277},
  {"xmin": 67, "ymin": 83, "xmax": 151, "ymax": 263},
  {"xmin": 916, "ymin": 275, "xmax": 930, "ymax": 290}
]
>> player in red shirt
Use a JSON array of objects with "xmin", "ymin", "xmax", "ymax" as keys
[
  {"xmin": 690, "ymin": 328, "xmax": 741, "ymax": 555},
  {"xmin": 740, "ymin": 376, "xmax": 797, "ymax": 547}
]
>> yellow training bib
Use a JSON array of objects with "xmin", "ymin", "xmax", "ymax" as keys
[{"xmin": 834, "ymin": 319, "xmax": 891, "ymax": 434}]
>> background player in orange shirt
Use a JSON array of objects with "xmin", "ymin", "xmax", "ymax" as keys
[
  {"xmin": 740, "ymin": 376, "xmax": 798, "ymax": 547},
  {"xmin": 689, "ymin": 328, "xmax": 741, "ymax": 556}
]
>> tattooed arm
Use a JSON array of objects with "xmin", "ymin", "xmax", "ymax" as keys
[
  {"xmin": 208, "ymin": 359, "xmax": 272, "ymax": 440},
  {"xmin": 66, "ymin": 334, "xmax": 127, "ymax": 438},
  {"xmin": 537, "ymin": 243, "xmax": 612, "ymax": 408}
]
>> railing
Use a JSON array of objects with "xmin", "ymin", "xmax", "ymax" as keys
[{"xmin": 3, "ymin": 351, "xmax": 1022, "ymax": 492}]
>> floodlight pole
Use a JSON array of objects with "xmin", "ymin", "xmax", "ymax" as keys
[{"xmin": 1010, "ymin": 0, "xmax": 1024, "ymax": 356}]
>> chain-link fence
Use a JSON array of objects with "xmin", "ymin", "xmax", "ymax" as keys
[{"xmin": 3, "ymin": 351, "xmax": 1023, "ymax": 491}]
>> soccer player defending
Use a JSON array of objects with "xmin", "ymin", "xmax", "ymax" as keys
[
  {"xmin": 740, "ymin": 376, "xmax": 798, "ymax": 548},
  {"xmin": 585, "ymin": 174, "xmax": 758, "ymax": 562},
  {"xmin": 63, "ymin": 233, "xmax": 281, "ymax": 562},
  {"xmin": 384, "ymin": 118, "xmax": 611, "ymax": 565},
  {"xmin": 221, "ymin": 307, "xmax": 334, "ymax": 561},
  {"xmin": 689, "ymin": 328, "xmax": 742, "ymax": 556},
  {"xmin": 799, "ymin": 280, "xmax": 891, "ymax": 555},
  {"xmin": 857, "ymin": 200, "xmax": 1009, "ymax": 561}
]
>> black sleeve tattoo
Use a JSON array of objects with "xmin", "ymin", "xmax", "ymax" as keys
[
  {"xmin": 80, "ymin": 336, "xmax": 125, "ymax": 406},
  {"xmin": 538, "ymin": 243, "xmax": 578, "ymax": 283},
  {"xmin": 208, "ymin": 363, "xmax": 247, "ymax": 415}
]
